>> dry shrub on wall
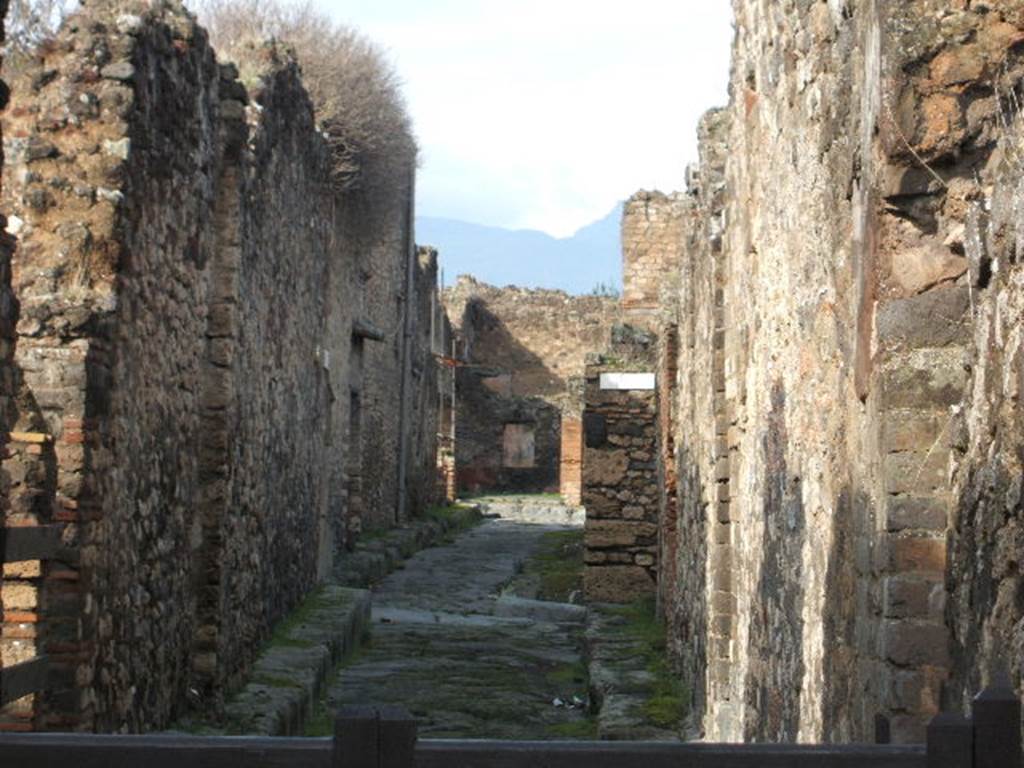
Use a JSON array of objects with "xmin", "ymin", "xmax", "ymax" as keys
[
  {"xmin": 3, "ymin": 0, "xmax": 76, "ymax": 73},
  {"xmin": 193, "ymin": 0, "xmax": 417, "ymax": 207}
]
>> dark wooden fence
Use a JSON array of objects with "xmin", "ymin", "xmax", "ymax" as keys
[
  {"xmin": 0, "ymin": 521, "xmax": 61, "ymax": 708},
  {"xmin": 0, "ymin": 684, "xmax": 1018, "ymax": 768}
]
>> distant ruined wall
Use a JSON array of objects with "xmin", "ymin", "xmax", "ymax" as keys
[
  {"xmin": 444, "ymin": 276, "xmax": 618, "ymax": 495},
  {"xmin": 445, "ymin": 277, "xmax": 619, "ymax": 403},
  {"xmin": 0, "ymin": 0, "xmax": 438, "ymax": 732},
  {"xmin": 662, "ymin": 0, "xmax": 1024, "ymax": 746},
  {"xmin": 454, "ymin": 359, "xmax": 561, "ymax": 494}
]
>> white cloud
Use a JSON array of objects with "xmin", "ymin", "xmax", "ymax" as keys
[{"xmin": 321, "ymin": 0, "xmax": 734, "ymax": 236}]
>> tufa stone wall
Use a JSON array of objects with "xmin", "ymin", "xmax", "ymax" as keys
[
  {"xmin": 1, "ymin": 5, "xmax": 343, "ymax": 729},
  {"xmin": 658, "ymin": 0, "xmax": 1024, "ymax": 746},
  {"xmin": 582, "ymin": 327, "xmax": 658, "ymax": 603},
  {"xmin": 0, "ymin": 0, "xmax": 444, "ymax": 732},
  {"xmin": 444, "ymin": 276, "xmax": 618, "ymax": 495}
]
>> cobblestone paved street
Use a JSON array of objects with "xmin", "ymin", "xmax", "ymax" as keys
[{"xmin": 325, "ymin": 502, "xmax": 592, "ymax": 739}]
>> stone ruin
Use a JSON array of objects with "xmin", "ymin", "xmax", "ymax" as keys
[{"xmin": 0, "ymin": 0, "xmax": 1023, "ymax": 750}]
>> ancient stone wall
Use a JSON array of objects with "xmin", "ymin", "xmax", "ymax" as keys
[
  {"xmin": 621, "ymin": 190, "xmax": 686, "ymax": 330},
  {"xmin": 444, "ymin": 276, "xmax": 618, "ymax": 495},
  {"xmin": 0, "ymin": 0, "xmax": 26, "ymax": 734},
  {"xmin": 351, "ymin": 191, "xmax": 411, "ymax": 530},
  {"xmin": 405, "ymin": 246, "xmax": 452, "ymax": 515},
  {"xmin": 662, "ymin": 0, "xmax": 1024, "ymax": 746},
  {"xmin": 946, "ymin": 106, "xmax": 1024, "ymax": 726},
  {"xmin": 581, "ymin": 328, "xmax": 658, "ymax": 603},
  {"xmin": 198, "ymin": 49, "xmax": 343, "ymax": 699},
  {"xmin": 0, "ymin": 0, "xmax": 10, "ymax": 497},
  {"xmin": 0, "ymin": 0, "xmax": 440, "ymax": 732}
]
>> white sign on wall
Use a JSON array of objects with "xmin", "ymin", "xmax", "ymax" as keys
[{"xmin": 599, "ymin": 372, "xmax": 656, "ymax": 391}]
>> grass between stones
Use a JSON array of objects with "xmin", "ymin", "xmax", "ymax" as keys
[
  {"xmin": 605, "ymin": 597, "xmax": 686, "ymax": 729},
  {"xmin": 423, "ymin": 502, "xmax": 479, "ymax": 524},
  {"xmin": 359, "ymin": 502, "xmax": 479, "ymax": 544},
  {"xmin": 522, "ymin": 529, "xmax": 584, "ymax": 602},
  {"xmin": 263, "ymin": 585, "xmax": 335, "ymax": 651}
]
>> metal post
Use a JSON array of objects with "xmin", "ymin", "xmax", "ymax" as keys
[
  {"xmin": 333, "ymin": 705, "xmax": 417, "ymax": 768},
  {"xmin": 333, "ymin": 706, "xmax": 379, "ymax": 768},
  {"xmin": 928, "ymin": 713, "xmax": 973, "ymax": 768},
  {"xmin": 973, "ymin": 683, "xmax": 1022, "ymax": 768}
]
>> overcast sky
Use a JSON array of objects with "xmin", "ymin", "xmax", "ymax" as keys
[{"xmin": 319, "ymin": 2, "xmax": 735, "ymax": 237}]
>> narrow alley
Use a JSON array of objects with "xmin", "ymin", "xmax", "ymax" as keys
[{"xmin": 325, "ymin": 499, "xmax": 592, "ymax": 740}]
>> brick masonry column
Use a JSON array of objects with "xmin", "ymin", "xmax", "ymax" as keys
[
  {"xmin": 559, "ymin": 417, "xmax": 583, "ymax": 506},
  {"xmin": 621, "ymin": 191, "xmax": 686, "ymax": 332}
]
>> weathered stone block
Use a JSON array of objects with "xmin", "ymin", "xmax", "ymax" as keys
[
  {"xmin": 584, "ymin": 565, "xmax": 656, "ymax": 603},
  {"xmin": 887, "ymin": 253, "xmax": 968, "ymax": 301},
  {"xmin": 881, "ymin": 620, "xmax": 949, "ymax": 667},
  {"xmin": 1, "ymin": 582, "xmax": 38, "ymax": 610},
  {"xmin": 584, "ymin": 448, "xmax": 629, "ymax": 486},
  {"xmin": 885, "ymin": 535, "xmax": 947, "ymax": 575},
  {"xmin": 890, "ymin": 668, "xmax": 943, "ymax": 714},
  {"xmin": 883, "ymin": 576, "xmax": 944, "ymax": 620},
  {"xmin": 883, "ymin": 451, "xmax": 949, "ymax": 495},
  {"xmin": 881, "ymin": 410, "xmax": 949, "ymax": 454},
  {"xmin": 885, "ymin": 495, "xmax": 948, "ymax": 532},
  {"xmin": 880, "ymin": 349, "xmax": 967, "ymax": 410},
  {"xmin": 585, "ymin": 519, "xmax": 657, "ymax": 549}
]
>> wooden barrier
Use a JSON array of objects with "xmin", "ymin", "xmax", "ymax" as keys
[{"xmin": 0, "ymin": 687, "xmax": 1017, "ymax": 767}]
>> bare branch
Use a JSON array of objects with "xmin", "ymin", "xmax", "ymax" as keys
[{"xmin": 193, "ymin": 0, "xmax": 418, "ymax": 200}]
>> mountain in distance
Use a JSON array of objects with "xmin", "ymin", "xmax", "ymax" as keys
[{"xmin": 416, "ymin": 202, "xmax": 623, "ymax": 296}]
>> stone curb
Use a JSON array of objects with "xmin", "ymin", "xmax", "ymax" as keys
[
  {"xmin": 494, "ymin": 595, "xmax": 588, "ymax": 624},
  {"xmin": 583, "ymin": 604, "xmax": 680, "ymax": 741},
  {"xmin": 176, "ymin": 585, "xmax": 371, "ymax": 736},
  {"xmin": 333, "ymin": 505, "xmax": 482, "ymax": 588}
]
